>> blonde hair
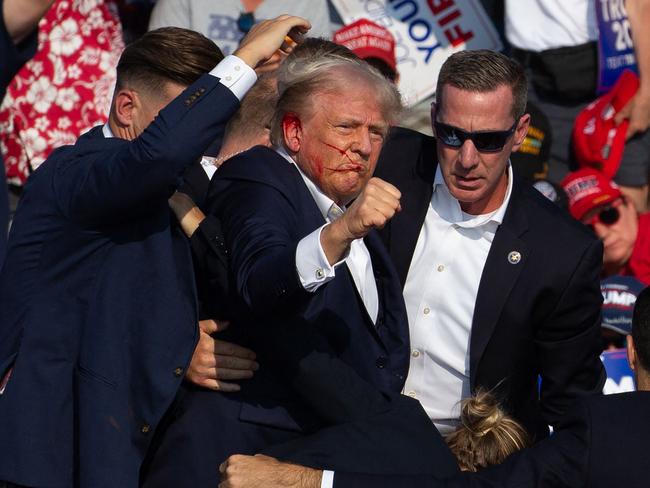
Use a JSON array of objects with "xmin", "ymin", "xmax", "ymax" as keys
[{"xmin": 445, "ymin": 390, "xmax": 530, "ymax": 472}]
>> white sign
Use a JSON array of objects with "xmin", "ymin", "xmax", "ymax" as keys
[{"xmin": 331, "ymin": 0, "xmax": 503, "ymax": 106}]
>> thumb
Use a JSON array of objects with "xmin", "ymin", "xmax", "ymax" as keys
[
  {"xmin": 614, "ymin": 102, "xmax": 633, "ymax": 126},
  {"xmin": 198, "ymin": 319, "xmax": 219, "ymax": 335}
]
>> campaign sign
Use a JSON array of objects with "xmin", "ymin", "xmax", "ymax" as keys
[
  {"xmin": 596, "ymin": 0, "xmax": 638, "ymax": 93},
  {"xmin": 330, "ymin": 0, "xmax": 502, "ymax": 106},
  {"xmin": 601, "ymin": 348, "xmax": 635, "ymax": 394}
]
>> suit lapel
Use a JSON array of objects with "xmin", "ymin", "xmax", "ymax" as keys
[
  {"xmin": 469, "ymin": 183, "xmax": 529, "ymax": 387},
  {"xmin": 387, "ymin": 135, "xmax": 437, "ymax": 288}
]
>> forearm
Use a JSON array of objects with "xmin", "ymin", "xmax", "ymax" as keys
[
  {"xmin": 2, "ymin": 0, "xmax": 54, "ymax": 44},
  {"xmin": 628, "ymin": 0, "xmax": 650, "ymax": 95}
]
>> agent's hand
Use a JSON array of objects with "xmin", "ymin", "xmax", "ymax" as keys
[
  {"xmin": 320, "ymin": 177, "xmax": 401, "ymax": 264},
  {"xmin": 234, "ymin": 15, "xmax": 310, "ymax": 69},
  {"xmin": 186, "ymin": 319, "xmax": 258, "ymax": 392},
  {"xmin": 219, "ymin": 454, "xmax": 322, "ymax": 488}
]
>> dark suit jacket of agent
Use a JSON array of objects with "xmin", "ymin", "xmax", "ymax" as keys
[
  {"xmin": 332, "ymin": 391, "xmax": 650, "ymax": 488},
  {"xmin": 0, "ymin": 74, "xmax": 238, "ymax": 488},
  {"xmin": 374, "ymin": 127, "xmax": 605, "ymax": 440},
  {"xmin": 140, "ymin": 146, "xmax": 425, "ymax": 488}
]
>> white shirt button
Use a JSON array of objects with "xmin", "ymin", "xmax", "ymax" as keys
[
  {"xmin": 423, "ymin": 307, "xmax": 430, "ymax": 315},
  {"xmin": 437, "ymin": 264, "xmax": 445, "ymax": 272},
  {"xmin": 411, "ymin": 349, "xmax": 420, "ymax": 358},
  {"xmin": 406, "ymin": 390, "xmax": 417, "ymax": 398},
  {"xmin": 225, "ymin": 75, "xmax": 232, "ymax": 81},
  {"xmin": 234, "ymin": 65, "xmax": 241, "ymax": 71}
]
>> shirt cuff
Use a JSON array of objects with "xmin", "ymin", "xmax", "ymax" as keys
[
  {"xmin": 209, "ymin": 55, "xmax": 257, "ymax": 101},
  {"xmin": 321, "ymin": 470, "xmax": 335, "ymax": 488},
  {"xmin": 296, "ymin": 224, "xmax": 346, "ymax": 292}
]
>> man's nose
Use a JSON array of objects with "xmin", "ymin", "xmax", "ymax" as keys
[
  {"xmin": 352, "ymin": 128, "xmax": 373, "ymax": 157},
  {"xmin": 457, "ymin": 139, "xmax": 479, "ymax": 169}
]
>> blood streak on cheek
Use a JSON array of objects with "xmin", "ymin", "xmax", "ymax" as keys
[{"xmin": 322, "ymin": 141, "xmax": 355, "ymax": 165}]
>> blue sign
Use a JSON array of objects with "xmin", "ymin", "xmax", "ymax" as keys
[
  {"xmin": 596, "ymin": 0, "xmax": 638, "ymax": 93},
  {"xmin": 601, "ymin": 348, "xmax": 635, "ymax": 394}
]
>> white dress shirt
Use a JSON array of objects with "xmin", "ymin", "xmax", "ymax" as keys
[
  {"xmin": 275, "ymin": 147, "xmax": 379, "ymax": 324},
  {"xmin": 402, "ymin": 164, "xmax": 513, "ymax": 434}
]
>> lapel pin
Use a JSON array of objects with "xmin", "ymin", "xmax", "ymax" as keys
[{"xmin": 507, "ymin": 251, "xmax": 521, "ymax": 265}]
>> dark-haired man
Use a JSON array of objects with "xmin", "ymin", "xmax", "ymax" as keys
[
  {"xmin": 0, "ymin": 16, "xmax": 309, "ymax": 488},
  {"xmin": 374, "ymin": 49, "xmax": 605, "ymax": 441}
]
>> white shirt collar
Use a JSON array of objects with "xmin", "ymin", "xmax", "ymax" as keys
[
  {"xmin": 432, "ymin": 162, "xmax": 513, "ymax": 228},
  {"xmin": 275, "ymin": 146, "xmax": 343, "ymax": 221},
  {"xmin": 102, "ymin": 123, "xmax": 114, "ymax": 138}
]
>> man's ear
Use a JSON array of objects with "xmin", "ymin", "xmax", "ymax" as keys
[
  {"xmin": 627, "ymin": 334, "xmax": 637, "ymax": 372},
  {"xmin": 112, "ymin": 88, "xmax": 138, "ymax": 128},
  {"xmin": 511, "ymin": 113, "xmax": 531, "ymax": 152},
  {"xmin": 281, "ymin": 113, "xmax": 303, "ymax": 153}
]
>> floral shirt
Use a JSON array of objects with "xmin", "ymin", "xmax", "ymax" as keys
[{"xmin": 0, "ymin": 0, "xmax": 124, "ymax": 185}]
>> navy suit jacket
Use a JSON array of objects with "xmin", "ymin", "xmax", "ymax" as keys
[
  {"xmin": 206, "ymin": 147, "xmax": 411, "ymax": 422},
  {"xmin": 0, "ymin": 74, "xmax": 238, "ymax": 487},
  {"xmin": 334, "ymin": 391, "xmax": 650, "ymax": 488},
  {"xmin": 374, "ymin": 127, "xmax": 605, "ymax": 440}
]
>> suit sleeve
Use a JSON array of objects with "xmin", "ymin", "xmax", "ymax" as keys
[
  {"xmin": 333, "ymin": 399, "xmax": 591, "ymax": 488},
  {"xmin": 536, "ymin": 238, "xmax": 606, "ymax": 427},
  {"xmin": 211, "ymin": 179, "xmax": 310, "ymax": 313},
  {"xmin": 52, "ymin": 75, "xmax": 239, "ymax": 225}
]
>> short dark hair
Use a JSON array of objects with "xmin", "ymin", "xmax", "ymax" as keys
[
  {"xmin": 633, "ymin": 285, "xmax": 650, "ymax": 371},
  {"xmin": 116, "ymin": 27, "xmax": 224, "ymax": 95},
  {"xmin": 436, "ymin": 50, "xmax": 527, "ymax": 120}
]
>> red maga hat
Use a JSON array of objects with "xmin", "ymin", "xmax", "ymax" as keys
[
  {"xmin": 572, "ymin": 70, "xmax": 639, "ymax": 179},
  {"xmin": 561, "ymin": 168, "xmax": 622, "ymax": 220},
  {"xmin": 333, "ymin": 18, "xmax": 397, "ymax": 72}
]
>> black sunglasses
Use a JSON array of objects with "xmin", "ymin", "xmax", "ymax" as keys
[
  {"xmin": 237, "ymin": 12, "xmax": 255, "ymax": 34},
  {"xmin": 433, "ymin": 119, "xmax": 518, "ymax": 153},
  {"xmin": 586, "ymin": 205, "xmax": 620, "ymax": 232}
]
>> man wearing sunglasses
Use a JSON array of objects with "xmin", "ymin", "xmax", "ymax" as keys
[
  {"xmin": 373, "ymin": 49, "xmax": 605, "ymax": 442},
  {"xmin": 562, "ymin": 168, "xmax": 650, "ymax": 285}
]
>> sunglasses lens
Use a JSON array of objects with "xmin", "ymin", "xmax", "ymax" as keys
[
  {"xmin": 471, "ymin": 132, "xmax": 510, "ymax": 152},
  {"xmin": 434, "ymin": 122, "xmax": 463, "ymax": 148},
  {"xmin": 599, "ymin": 206, "xmax": 620, "ymax": 225}
]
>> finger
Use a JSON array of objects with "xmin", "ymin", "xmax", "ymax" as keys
[
  {"xmin": 214, "ymin": 320, "xmax": 230, "ymax": 333},
  {"xmin": 215, "ymin": 354, "xmax": 260, "ymax": 371},
  {"xmin": 614, "ymin": 105, "xmax": 631, "ymax": 126},
  {"xmin": 210, "ymin": 367, "xmax": 256, "ymax": 380},
  {"xmin": 219, "ymin": 461, "xmax": 228, "ymax": 474},
  {"xmin": 198, "ymin": 378, "xmax": 242, "ymax": 392},
  {"xmin": 369, "ymin": 177, "xmax": 401, "ymax": 199},
  {"xmin": 199, "ymin": 319, "xmax": 218, "ymax": 334},
  {"xmin": 214, "ymin": 340, "xmax": 257, "ymax": 360}
]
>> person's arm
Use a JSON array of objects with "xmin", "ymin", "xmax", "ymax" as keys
[
  {"xmin": 218, "ymin": 399, "xmax": 591, "ymax": 488},
  {"xmin": 615, "ymin": 0, "xmax": 650, "ymax": 139},
  {"xmin": 53, "ymin": 16, "xmax": 310, "ymax": 225},
  {"xmin": 2, "ymin": 0, "xmax": 54, "ymax": 44},
  {"xmin": 536, "ymin": 238, "xmax": 606, "ymax": 427}
]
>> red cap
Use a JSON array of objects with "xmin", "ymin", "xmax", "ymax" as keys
[
  {"xmin": 561, "ymin": 168, "xmax": 622, "ymax": 220},
  {"xmin": 572, "ymin": 70, "xmax": 639, "ymax": 179},
  {"xmin": 333, "ymin": 18, "xmax": 397, "ymax": 72}
]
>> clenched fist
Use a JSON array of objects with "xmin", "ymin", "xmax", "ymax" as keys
[{"xmin": 320, "ymin": 177, "xmax": 401, "ymax": 265}]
